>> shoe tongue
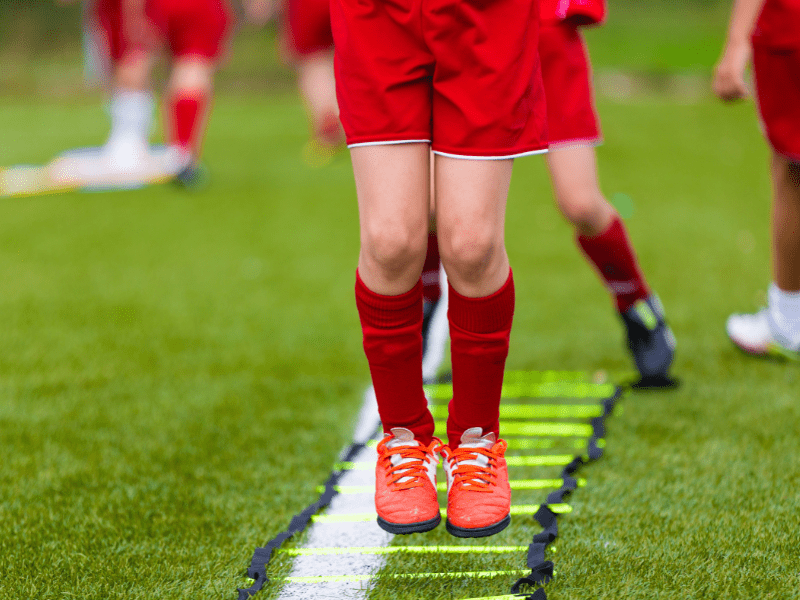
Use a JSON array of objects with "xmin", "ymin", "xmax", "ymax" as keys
[
  {"xmin": 389, "ymin": 427, "xmax": 415, "ymax": 444},
  {"xmin": 460, "ymin": 427, "xmax": 495, "ymax": 446},
  {"xmin": 455, "ymin": 428, "xmax": 495, "ymax": 486},
  {"xmin": 386, "ymin": 428, "xmax": 423, "ymax": 484}
]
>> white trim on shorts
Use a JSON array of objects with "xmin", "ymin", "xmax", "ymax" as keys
[
  {"xmin": 347, "ymin": 139, "xmax": 432, "ymax": 148},
  {"xmin": 547, "ymin": 137, "xmax": 604, "ymax": 150},
  {"xmin": 432, "ymin": 148, "xmax": 549, "ymax": 160}
]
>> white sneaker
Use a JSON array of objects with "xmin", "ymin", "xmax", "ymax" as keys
[{"xmin": 726, "ymin": 308, "xmax": 800, "ymax": 360}]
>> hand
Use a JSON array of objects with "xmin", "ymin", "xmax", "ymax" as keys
[
  {"xmin": 244, "ymin": 0, "xmax": 277, "ymax": 26},
  {"xmin": 713, "ymin": 41, "xmax": 752, "ymax": 101}
]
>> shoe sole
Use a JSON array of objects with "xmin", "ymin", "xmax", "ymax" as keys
[
  {"xmin": 631, "ymin": 374, "xmax": 680, "ymax": 390},
  {"xmin": 730, "ymin": 338, "xmax": 800, "ymax": 362},
  {"xmin": 445, "ymin": 514, "xmax": 510, "ymax": 538},
  {"xmin": 376, "ymin": 514, "xmax": 441, "ymax": 535}
]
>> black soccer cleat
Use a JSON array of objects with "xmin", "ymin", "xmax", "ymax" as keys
[
  {"xmin": 173, "ymin": 161, "xmax": 209, "ymax": 190},
  {"xmin": 621, "ymin": 294, "xmax": 677, "ymax": 387}
]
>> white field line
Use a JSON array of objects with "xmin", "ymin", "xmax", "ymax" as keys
[{"xmin": 275, "ymin": 385, "xmax": 391, "ymax": 599}]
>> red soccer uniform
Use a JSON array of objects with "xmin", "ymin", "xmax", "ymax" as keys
[
  {"xmin": 284, "ymin": 0, "xmax": 333, "ymax": 58},
  {"xmin": 331, "ymin": 0, "xmax": 547, "ymax": 158},
  {"xmin": 95, "ymin": 0, "xmax": 233, "ymax": 62},
  {"xmin": 751, "ymin": 0, "xmax": 800, "ymax": 161},
  {"xmin": 538, "ymin": 0, "xmax": 605, "ymax": 146},
  {"xmin": 753, "ymin": 0, "xmax": 800, "ymax": 49}
]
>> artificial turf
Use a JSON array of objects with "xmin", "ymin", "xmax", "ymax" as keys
[{"xmin": 2, "ymin": 6, "xmax": 799, "ymax": 599}]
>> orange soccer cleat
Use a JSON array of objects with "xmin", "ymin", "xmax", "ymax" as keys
[
  {"xmin": 375, "ymin": 428, "xmax": 442, "ymax": 534},
  {"xmin": 441, "ymin": 427, "xmax": 511, "ymax": 538}
]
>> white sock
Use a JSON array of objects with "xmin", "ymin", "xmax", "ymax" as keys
[
  {"xmin": 768, "ymin": 283, "xmax": 800, "ymax": 348},
  {"xmin": 107, "ymin": 89, "xmax": 154, "ymax": 147}
]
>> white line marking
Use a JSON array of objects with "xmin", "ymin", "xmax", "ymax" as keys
[{"xmin": 275, "ymin": 386, "xmax": 390, "ymax": 599}]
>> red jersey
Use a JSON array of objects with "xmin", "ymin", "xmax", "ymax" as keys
[{"xmin": 753, "ymin": 0, "xmax": 800, "ymax": 49}]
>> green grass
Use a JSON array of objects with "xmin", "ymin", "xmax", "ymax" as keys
[
  {"xmin": 2, "ymin": 8, "xmax": 800, "ymax": 597},
  {"xmin": 2, "ymin": 90, "xmax": 798, "ymax": 600},
  {"xmin": 584, "ymin": 0, "xmax": 730, "ymax": 72}
]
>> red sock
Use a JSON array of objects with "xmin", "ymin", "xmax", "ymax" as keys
[
  {"xmin": 168, "ymin": 91, "xmax": 208, "ymax": 153},
  {"xmin": 421, "ymin": 232, "xmax": 441, "ymax": 304},
  {"xmin": 577, "ymin": 217, "xmax": 650, "ymax": 313},
  {"xmin": 355, "ymin": 272, "xmax": 434, "ymax": 445},
  {"xmin": 446, "ymin": 271, "xmax": 514, "ymax": 447}
]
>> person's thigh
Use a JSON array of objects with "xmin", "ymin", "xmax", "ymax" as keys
[
  {"xmin": 435, "ymin": 155, "xmax": 513, "ymax": 296},
  {"xmin": 351, "ymin": 143, "xmax": 431, "ymax": 295}
]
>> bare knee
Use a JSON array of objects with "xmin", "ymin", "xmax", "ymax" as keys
[
  {"xmin": 362, "ymin": 224, "xmax": 427, "ymax": 281},
  {"xmin": 555, "ymin": 188, "xmax": 616, "ymax": 235},
  {"xmin": 169, "ymin": 57, "xmax": 215, "ymax": 94},
  {"xmin": 440, "ymin": 227, "xmax": 502, "ymax": 285}
]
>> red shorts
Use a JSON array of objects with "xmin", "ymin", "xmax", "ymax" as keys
[
  {"xmin": 753, "ymin": 44, "xmax": 800, "ymax": 162},
  {"xmin": 539, "ymin": 21, "xmax": 601, "ymax": 146},
  {"xmin": 284, "ymin": 0, "xmax": 334, "ymax": 57},
  {"xmin": 95, "ymin": 0, "xmax": 233, "ymax": 62},
  {"xmin": 331, "ymin": 0, "xmax": 547, "ymax": 158}
]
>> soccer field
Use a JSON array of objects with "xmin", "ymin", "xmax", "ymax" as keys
[{"xmin": 1, "ymin": 6, "xmax": 799, "ymax": 597}]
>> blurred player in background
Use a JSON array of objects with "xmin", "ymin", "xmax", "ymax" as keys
[
  {"xmin": 75, "ymin": 0, "xmax": 233, "ymax": 185},
  {"xmin": 539, "ymin": 0, "xmax": 676, "ymax": 385},
  {"xmin": 280, "ymin": 0, "xmax": 343, "ymax": 150},
  {"xmin": 715, "ymin": 0, "xmax": 800, "ymax": 359}
]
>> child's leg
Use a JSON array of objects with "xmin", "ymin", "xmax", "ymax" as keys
[
  {"xmin": 726, "ymin": 154, "xmax": 800, "ymax": 355},
  {"xmin": 548, "ymin": 143, "xmax": 675, "ymax": 381},
  {"xmin": 435, "ymin": 155, "xmax": 514, "ymax": 446},
  {"xmin": 165, "ymin": 57, "xmax": 215, "ymax": 158},
  {"xmin": 421, "ymin": 153, "xmax": 449, "ymax": 382},
  {"xmin": 423, "ymin": 151, "xmax": 442, "ymax": 304},
  {"xmin": 546, "ymin": 144, "xmax": 614, "ymax": 236},
  {"xmin": 547, "ymin": 144, "xmax": 650, "ymax": 312},
  {"xmin": 352, "ymin": 143, "xmax": 435, "ymax": 443},
  {"xmin": 768, "ymin": 154, "xmax": 800, "ymax": 348},
  {"xmin": 297, "ymin": 51, "xmax": 344, "ymax": 147},
  {"xmin": 771, "ymin": 153, "xmax": 800, "ymax": 292},
  {"xmin": 107, "ymin": 53, "xmax": 155, "ymax": 152}
]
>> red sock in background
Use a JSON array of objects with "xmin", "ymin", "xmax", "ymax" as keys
[
  {"xmin": 421, "ymin": 232, "xmax": 441, "ymax": 303},
  {"xmin": 577, "ymin": 216, "xmax": 650, "ymax": 313},
  {"xmin": 168, "ymin": 90, "xmax": 208, "ymax": 154},
  {"xmin": 355, "ymin": 273, "xmax": 435, "ymax": 445},
  {"xmin": 446, "ymin": 271, "xmax": 514, "ymax": 447}
]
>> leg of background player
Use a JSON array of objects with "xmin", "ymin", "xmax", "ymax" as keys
[
  {"xmin": 165, "ymin": 56, "xmax": 215, "ymax": 166},
  {"xmin": 547, "ymin": 144, "xmax": 643, "ymax": 304},
  {"xmin": 769, "ymin": 154, "xmax": 800, "ymax": 346},
  {"xmin": 105, "ymin": 51, "xmax": 155, "ymax": 169},
  {"xmin": 547, "ymin": 143, "xmax": 676, "ymax": 383},
  {"xmin": 422, "ymin": 152, "xmax": 448, "ymax": 383},
  {"xmin": 727, "ymin": 154, "xmax": 800, "ymax": 355},
  {"xmin": 297, "ymin": 51, "xmax": 344, "ymax": 147},
  {"xmin": 771, "ymin": 155, "xmax": 800, "ymax": 292}
]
